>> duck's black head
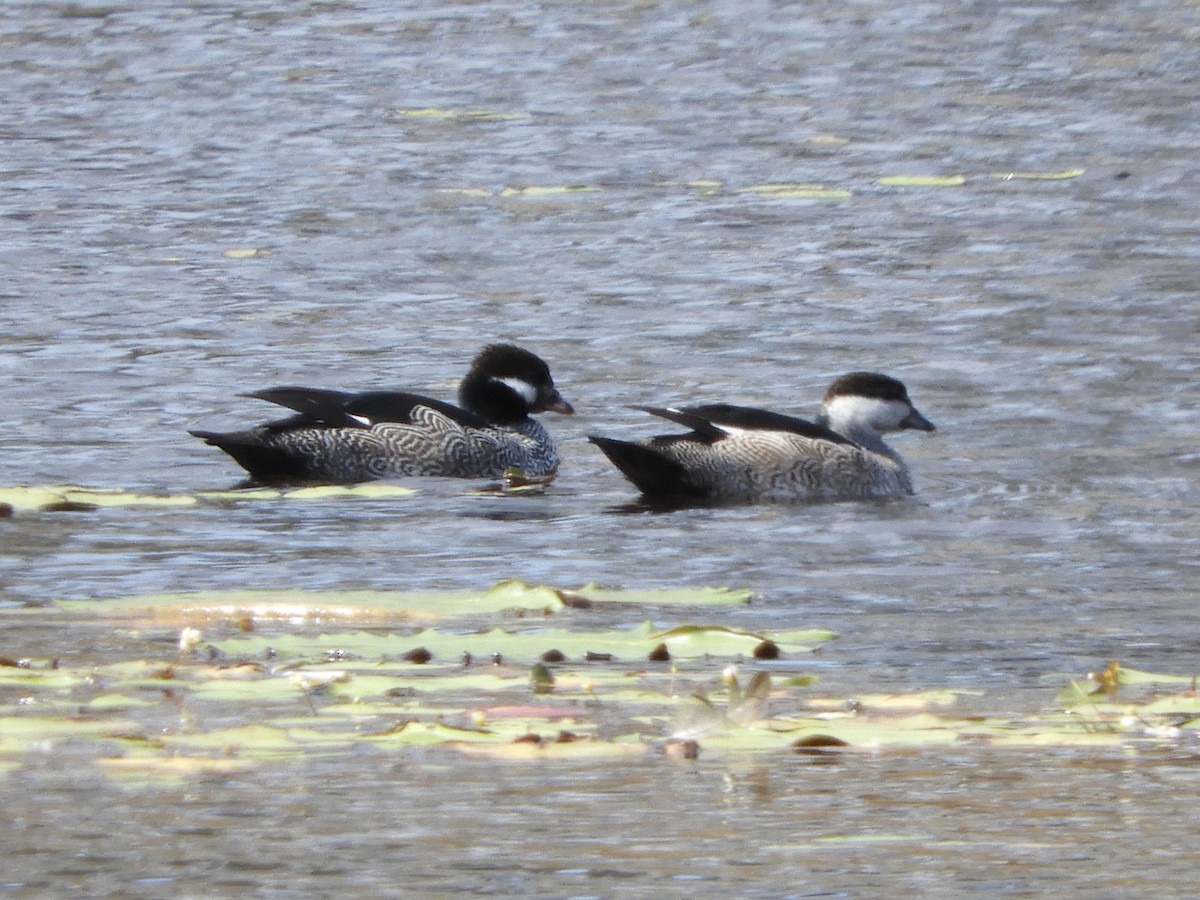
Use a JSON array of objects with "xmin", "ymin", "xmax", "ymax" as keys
[{"xmin": 458, "ymin": 344, "xmax": 575, "ymax": 425}]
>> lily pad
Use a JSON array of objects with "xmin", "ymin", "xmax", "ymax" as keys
[
  {"xmin": 205, "ymin": 621, "xmax": 831, "ymax": 666},
  {"xmin": 0, "ymin": 486, "xmax": 198, "ymax": 512},
  {"xmin": 736, "ymin": 183, "xmax": 853, "ymax": 200},
  {"xmin": 991, "ymin": 168, "xmax": 1085, "ymax": 181},
  {"xmin": 499, "ymin": 185, "xmax": 601, "ymax": 197},
  {"xmin": 0, "ymin": 483, "xmax": 417, "ymax": 514},
  {"xmin": 7, "ymin": 587, "xmax": 1200, "ymax": 782},
  {"xmin": 55, "ymin": 580, "xmax": 755, "ymax": 627},
  {"xmin": 392, "ymin": 108, "xmax": 528, "ymax": 122},
  {"xmin": 877, "ymin": 175, "xmax": 967, "ymax": 187}
]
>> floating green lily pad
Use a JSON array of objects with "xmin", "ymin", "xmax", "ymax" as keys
[
  {"xmin": 499, "ymin": 185, "xmax": 601, "ymax": 197},
  {"xmin": 0, "ymin": 483, "xmax": 417, "ymax": 514},
  {"xmin": 991, "ymin": 168, "xmax": 1085, "ymax": 181},
  {"xmin": 205, "ymin": 620, "xmax": 830, "ymax": 666},
  {"xmin": 5, "ymin": 586, "xmax": 1199, "ymax": 784},
  {"xmin": 737, "ymin": 183, "xmax": 853, "ymax": 199},
  {"xmin": 55, "ymin": 580, "xmax": 754, "ymax": 626},
  {"xmin": 392, "ymin": 108, "xmax": 529, "ymax": 122},
  {"xmin": 0, "ymin": 486, "xmax": 198, "ymax": 511},
  {"xmin": 877, "ymin": 175, "xmax": 967, "ymax": 187}
]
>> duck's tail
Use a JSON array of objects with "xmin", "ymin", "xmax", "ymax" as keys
[
  {"xmin": 189, "ymin": 429, "xmax": 312, "ymax": 483},
  {"xmin": 588, "ymin": 436, "xmax": 700, "ymax": 499}
]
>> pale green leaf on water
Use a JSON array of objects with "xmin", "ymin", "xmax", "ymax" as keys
[
  {"xmin": 805, "ymin": 690, "xmax": 978, "ymax": 711},
  {"xmin": 877, "ymin": 175, "xmax": 967, "ymax": 187},
  {"xmin": 55, "ymin": 579, "xmax": 567, "ymax": 623},
  {"xmin": 1133, "ymin": 695, "xmax": 1200, "ymax": 716},
  {"xmin": 361, "ymin": 720, "xmax": 503, "ymax": 746},
  {"xmin": 448, "ymin": 738, "xmax": 651, "ymax": 760},
  {"xmin": 198, "ymin": 483, "xmax": 416, "ymax": 501},
  {"xmin": 737, "ymin": 183, "xmax": 853, "ymax": 199},
  {"xmin": 435, "ymin": 188, "xmax": 493, "ymax": 197},
  {"xmin": 0, "ymin": 486, "xmax": 199, "ymax": 512},
  {"xmin": 652, "ymin": 624, "xmax": 834, "ymax": 656},
  {"xmin": 0, "ymin": 483, "xmax": 416, "ymax": 514},
  {"xmin": 499, "ymin": 185, "xmax": 601, "ymax": 197},
  {"xmin": 83, "ymin": 693, "xmax": 161, "ymax": 712},
  {"xmin": 268, "ymin": 484, "xmax": 418, "ymax": 500},
  {"xmin": 807, "ymin": 134, "xmax": 850, "ymax": 146},
  {"xmin": 568, "ymin": 583, "xmax": 754, "ymax": 607},
  {"xmin": 392, "ymin": 108, "xmax": 528, "ymax": 121},
  {"xmin": 224, "ymin": 248, "xmax": 271, "ymax": 259},
  {"xmin": 990, "ymin": 168, "xmax": 1085, "ymax": 181},
  {"xmin": 196, "ymin": 487, "xmax": 284, "ymax": 501},
  {"xmin": 54, "ymin": 580, "xmax": 759, "ymax": 627},
  {"xmin": 7, "ymin": 602, "xmax": 1200, "ymax": 778},
  {"xmin": 208, "ymin": 620, "xmax": 830, "ymax": 665},
  {"xmin": 1107, "ymin": 666, "xmax": 1197, "ymax": 686},
  {"xmin": 1056, "ymin": 662, "xmax": 1198, "ymax": 705}
]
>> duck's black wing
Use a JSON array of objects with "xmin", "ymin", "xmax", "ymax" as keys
[
  {"xmin": 247, "ymin": 387, "xmax": 488, "ymax": 431},
  {"xmin": 635, "ymin": 403, "xmax": 858, "ymax": 447}
]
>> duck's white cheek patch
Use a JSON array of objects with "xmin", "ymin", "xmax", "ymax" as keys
[
  {"xmin": 494, "ymin": 377, "xmax": 538, "ymax": 405},
  {"xmin": 349, "ymin": 414, "xmax": 373, "ymax": 426}
]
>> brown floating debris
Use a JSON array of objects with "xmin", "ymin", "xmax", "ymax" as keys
[
  {"xmin": 752, "ymin": 640, "xmax": 780, "ymax": 660},
  {"xmin": 40, "ymin": 500, "xmax": 99, "ymax": 513},
  {"xmin": 664, "ymin": 739, "xmax": 700, "ymax": 760},
  {"xmin": 403, "ymin": 647, "xmax": 433, "ymax": 664},
  {"xmin": 792, "ymin": 734, "xmax": 850, "ymax": 754},
  {"xmin": 540, "ymin": 649, "xmax": 566, "ymax": 663},
  {"xmin": 556, "ymin": 590, "xmax": 593, "ymax": 609},
  {"xmin": 648, "ymin": 643, "xmax": 671, "ymax": 662}
]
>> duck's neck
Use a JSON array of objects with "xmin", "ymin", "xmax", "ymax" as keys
[
  {"xmin": 818, "ymin": 412, "xmax": 900, "ymax": 463},
  {"xmin": 458, "ymin": 375, "xmax": 529, "ymax": 425}
]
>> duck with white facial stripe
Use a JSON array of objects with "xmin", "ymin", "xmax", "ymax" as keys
[
  {"xmin": 191, "ymin": 344, "xmax": 574, "ymax": 484},
  {"xmin": 589, "ymin": 372, "xmax": 935, "ymax": 503}
]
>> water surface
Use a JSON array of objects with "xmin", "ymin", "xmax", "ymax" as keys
[{"xmin": 2, "ymin": 0, "xmax": 1198, "ymax": 895}]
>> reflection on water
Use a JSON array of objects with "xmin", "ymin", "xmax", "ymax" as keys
[{"xmin": 3, "ymin": 0, "xmax": 1200, "ymax": 894}]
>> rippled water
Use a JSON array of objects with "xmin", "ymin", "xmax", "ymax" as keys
[{"xmin": 3, "ymin": 0, "xmax": 1199, "ymax": 894}]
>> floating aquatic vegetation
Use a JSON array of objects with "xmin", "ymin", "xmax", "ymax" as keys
[
  {"xmin": 392, "ymin": 108, "xmax": 529, "ymax": 122},
  {"xmin": 876, "ymin": 174, "xmax": 967, "ymax": 187},
  {"xmin": 736, "ymin": 183, "xmax": 853, "ymax": 200},
  {"xmin": 0, "ymin": 486, "xmax": 199, "ymax": 512},
  {"xmin": 498, "ymin": 185, "xmax": 602, "ymax": 197},
  {"xmin": 991, "ymin": 168, "xmax": 1085, "ymax": 181},
  {"xmin": 0, "ymin": 483, "xmax": 418, "ymax": 514},
  {"xmin": 3, "ymin": 579, "xmax": 1196, "ymax": 785},
  {"xmin": 55, "ymin": 580, "xmax": 757, "ymax": 628}
]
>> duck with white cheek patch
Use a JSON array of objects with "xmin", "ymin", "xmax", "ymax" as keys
[
  {"xmin": 589, "ymin": 372, "xmax": 935, "ymax": 503},
  {"xmin": 191, "ymin": 344, "xmax": 574, "ymax": 484}
]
